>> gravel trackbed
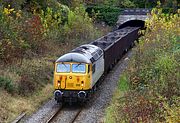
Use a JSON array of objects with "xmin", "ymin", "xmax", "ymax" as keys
[{"xmin": 23, "ymin": 51, "xmax": 132, "ymax": 123}]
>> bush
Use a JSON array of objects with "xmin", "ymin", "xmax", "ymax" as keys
[
  {"xmin": 0, "ymin": 5, "xmax": 46, "ymax": 62},
  {"xmin": 40, "ymin": 4, "xmax": 69, "ymax": 42},
  {"xmin": 0, "ymin": 77, "xmax": 16, "ymax": 93},
  {"xmin": 0, "ymin": 1, "xmax": 103, "ymax": 96},
  {"xmin": 106, "ymin": 7, "xmax": 180, "ymax": 122},
  {"xmin": 0, "ymin": 6, "xmax": 24, "ymax": 62},
  {"xmin": 61, "ymin": 5, "xmax": 98, "ymax": 42},
  {"xmin": 21, "ymin": 15, "xmax": 45, "ymax": 54},
  {"xmin": 14, "ymin": 59, "xmax": 53, "ymax": 95},
  {"xmin": 126, "ymin": 8, "xmax": 180, "ymax": 122},
  {"xmin": 86, "ymin": 5, "xmax": 122, "ymax": 26}
]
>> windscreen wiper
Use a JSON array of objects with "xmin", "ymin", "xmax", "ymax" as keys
[
  {"xmin": 75, "ymin": 63, "xmax": 82, "ymax": 68},
  {"xmin": 62, "ymin": 62, "xmax": 67, "ymax": 68}
]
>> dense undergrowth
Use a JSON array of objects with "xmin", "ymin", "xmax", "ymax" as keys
[
  {"xmin": 105, "ymin": 7, "xmax": 179, "ymax": 123},
  {"xmin": 86, "ymin": 5, "xmax": 122, "ymax": 26},
  {"xmin": 0, "ymin": 1, "xmax": 104, "ymax": 95},
  {"xmin": 0, "ymin": 1, "xmax": 110, "ymax": 122},
  {"xmin": 0, "ymin": 0, "xmax": 178, "ymax": 122},
  {"xmin": 85, "ymin": 0, "xmax": 178, "ymax": 26}
]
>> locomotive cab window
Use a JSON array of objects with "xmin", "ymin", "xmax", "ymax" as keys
[
  {"xmin": 97, "ymin": 49, "xmax": 103, "ymax": 56},
  {"xmin": 93, "ymin": 53, "xmax": 99, "ymax": 61},
  {"xmin": 56, "ymin": 63, "xmax": 70, "ymax": 73},
  {"xmin": 72, "ymin": 63, "xmax": 86, "ymax": 73}
]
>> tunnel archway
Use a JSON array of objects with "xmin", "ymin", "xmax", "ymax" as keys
[{"xmin": 118, "ymin": 20, "xmax": 145, "ymax": 29}]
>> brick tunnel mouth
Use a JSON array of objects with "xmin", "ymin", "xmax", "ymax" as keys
[{"xmin": 118, "ymin": 20, "xmax": 145, "ymax": 29}]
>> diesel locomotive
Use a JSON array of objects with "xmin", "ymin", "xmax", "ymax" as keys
[{"xmin": 53, "ymin": 26, "xmax": 140, "ymax": 103}]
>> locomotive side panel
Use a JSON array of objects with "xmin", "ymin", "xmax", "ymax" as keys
[{"xmin": 92, "ymin": 56, "xmax": 104, "ymax": 87}]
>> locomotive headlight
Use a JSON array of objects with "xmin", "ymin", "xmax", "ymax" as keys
[
  {"xmin": 57, "ymin": 80, "xmax": 60, "ymax": 87},
  {"xmin": 81, "ymin": 81, "xmax": 84, "ymax": 87}
]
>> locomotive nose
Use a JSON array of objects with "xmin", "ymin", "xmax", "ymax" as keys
[
  {"xmin": 54, "ymin": 90, "xmax": 63, "ymax": 100},
  {"xmin": 78, "ymin": 91, "xmax": 86, "ymax": 99}
]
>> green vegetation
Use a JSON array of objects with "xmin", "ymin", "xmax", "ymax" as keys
[
  {"xmin": 0, "ymin": 1, "xmax": 102, "ymax": 95},
  {"xmin": 86, "ymin": 5, "xmax": 122, "ymax": 26},
  {"xmin": 105, "ymin": 7, "xmax": 179, "ymax": 123},
  {"xmin": 0, "ymin": 0, "xmax": 179, "ymax": 122},
  {"xmin": 118, "ymin": 74, "xmax": 129, "ymax": 91},
  {"xmin": 0, "ymin": 76, "xmax": 17, "ymax": 93},
  {"xmin": 105, "ymin": 74, "xmax": 130, "ymax": 123},
  {"xmin": 84, "ymin": 0, "xmax": 179, "ymax": 8},
  {"xmin": 85, "ymin": 0, "xmax": 178, "ymax": 26},
  {"xmin": 0, "ymin": 0, "xmax": 109, "ymax": 122}
]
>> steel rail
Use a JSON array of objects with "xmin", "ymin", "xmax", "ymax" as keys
[
  {"xmin": 11, "ymin": 112, "xmax": 26, "ymax": 123},
  {"xmin": 70, "ymin": 108, "xmax": 82, "ymax": 123},
  {"xmin": 45, "ymin": 104, "xmax": 63, "ymax": 123}
]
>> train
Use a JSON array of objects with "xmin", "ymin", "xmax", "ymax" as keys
[{"xmin": 53, "ymin": 26, "xmax": 140, "ymax": 103}]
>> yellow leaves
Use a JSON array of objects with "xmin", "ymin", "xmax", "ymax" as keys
[
  {"xmin": 131, "ymin": 76, "xmax": 140, "ymax": 85},
  {"xmin": 16, "ymin": 10, "xmax": 22, "ymax": 18},
  {"xmin": 3, "ymin": 5, "xmax": 22, "ymax": 19},
  {"xmin": 161, "ymin": 101, "xmax": 180, "ymax": 123},
  {"xmin": 147, "ymin": 8, "xmax": 179, "ymax": 30},
  {"xmin": 123, "ymin": 6, "xmax": 179, "ymax": 123},
  {"xmin": 3, "ymin": 5, "xmax": 14, "ymax": 15}
]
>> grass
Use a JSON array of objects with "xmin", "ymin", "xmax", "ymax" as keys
[
  {"xmin": 118, "ymin": 74, "xmax": 129, "ymax": 91},
  {"xmin": 0, "ymin": 3, "xmax": 112, "ymax": 122},
  {"xmin": 0, "ymin": 43, "xmax": 78, "ymax": 122},
  {"xmin": 105, "ymin": 74, "xmax": 129, "ymax": 123},
  {"xmin": 0, "ymin": 84, "xmax": 53, "ymax": 123},
  {"xmin": 0, "ymin": 23, "xmax": 111, "ymax": 123}
]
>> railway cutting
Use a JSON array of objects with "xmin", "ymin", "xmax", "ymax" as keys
[{"xmin": 22, "ymin": 9, "xmax": 149, "ymax": 123}]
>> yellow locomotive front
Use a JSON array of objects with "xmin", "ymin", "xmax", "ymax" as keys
[
  {"xmin": 54, "ymin": 62, "xmax": 92, "ymax": 103},
  {"xmin": 53, "ymin": 44, "xmax": 104, "ymax": 103},
  {"xmin": 54, "ymin": 62, "xmax": 92, "ymax": 90},
  {"xmin": 53, "ymin": 51, "xmax": 94, "ymax": 103}
]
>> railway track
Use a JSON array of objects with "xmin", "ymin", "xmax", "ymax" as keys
[
  {"xmin": 45, "ymin": 104, "xmax": 63, "ymax": 123},
  {"xmin": 18, "ymin": 23, "xmax": 141, "ymax": 123},
  {"xmin": 45, "ymin": 104, "xmax": 82, "ymax": 123},
  {"xmin": 70, "ymin": 108, "xmax": 82, "ymax": 123},
  {"xmin": 16, "ymin": 51, "xmax": 133, "ymax": 123},
  {"xmin": 11, "ymin": 112, "xmax": 26, "ymax": 123}
]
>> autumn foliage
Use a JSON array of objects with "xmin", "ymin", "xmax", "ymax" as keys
[
  {"xmin": 106, "ymin": 7, "xmax": 179, "ymax": 123},
  {"xmin": 0, "ymin": 2, "xmax": 102, "ymax": 95}
]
